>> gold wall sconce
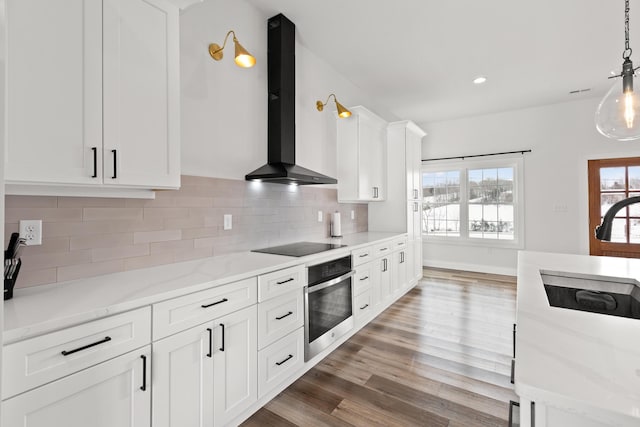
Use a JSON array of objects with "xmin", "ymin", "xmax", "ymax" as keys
[
  {"xmin": 316, "ymin": 94, "xmax": 351, "ymax": 118},
  {"xmin": 208, "ymin": 30, "xmax": 256, "ymax": 68}
]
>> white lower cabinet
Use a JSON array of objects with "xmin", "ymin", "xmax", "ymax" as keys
[
  {"xmin": 152, "ymin": 326, "xmax": 213, "ymax": 427},
  {"xmin": 354, "ymin": 288, "xmax": 373, "ymax": 327},
  {"xmin": 257, "ymin": 327, "xmax": 304, "ymax": 398},
  {"xmin": 212, "ymin": 305, "xmax": 258, "ymax": 427},
  {"xmin": 152, "ymin": 304, "xmax": 257, "ymax": 427},
  {"xmin": 3, "ymin": 346, "xmax": 151, "ymax": 427}
]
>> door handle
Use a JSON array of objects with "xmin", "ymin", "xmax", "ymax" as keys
[
  {"xmin": 201, "ymin": 298, "xmax": 228, "ymax": 308},
  {"xmin": 275, "ymin": 311, "xmax": 293, "ymax": 320},
  {"xmin": 111, "ymin": 149, "xmax": 117, "ymax": 179},
  {"xmin": 61, "ymin": 336, "xmax": 111, "ymax": 356},
  {"xmin": 206, "ymin": 328, "xmax": 213, "ymax": 358},
  {"xmin": 140, "ymin": 355, "xmax": 147, "ymax": 391},
  {"xmin": 219, "ymin": 323, "xmax": 225, "ymax": 352},
  {"xmin": 275, "ymin": 354, "xmax": 293, "ymax": 366},
  {"xmin": 91, "ymin": 147, "xmax": 98, "ymax": 178}
]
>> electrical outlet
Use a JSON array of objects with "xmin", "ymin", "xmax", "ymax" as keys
[
  {"xmin": 223, "ymin": 214, "xmax": 232, "ymax": 230},
  {"xmin": 317, "ymin": 211, "xmax": 323, "ymax": 222},
  {"xmin": 19, "ymin": 220, "xmax": 42, "ymax": 246},
  {"xmin": 351, "ymin": 210, "xmax": 355, "ymax": 220}
]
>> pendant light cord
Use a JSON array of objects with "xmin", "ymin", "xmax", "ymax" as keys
[{"xmin": 625, "ymin": 0, "xmax": 633, "ymax": 59}]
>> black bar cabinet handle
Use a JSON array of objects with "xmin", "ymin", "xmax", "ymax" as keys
[
  {"xmin": 359, "ymin": 253, "xmax": 368, "ymax": 258},
  {"xmin": 513, "ymin": 323, "xmax": 516, "ymax": 358},
  {"xmin": 61, "ymin": 336, "xmax": 112, "ymax": 356},
  {"xmin": 206, "ymin": 328, "xmax": 213, "ymax": 358},
  {"xmin": 275, "ymin": 311, "xmax": 293, "ymax": 320},
  {"xmin": 140, "ymin": 355, "xmax": 147, "ymax": 391},
  {"xmin": 276, "ymin": 278, "xmax": 294, "ymax": 285},
  {"xmin": 219, "ymin": 323, "xmax": 225, "ymax": 352},
  {"xmin": 111, "ymin": 149, "xmax": 117, "ymax": 179},
  {"xmin": 401, "ymin": 252, "xmax": 405, "ymax": 263},
  {"xmin": 201, "ymin": 298, "xmax": 228, "ymax": 308},
  {"xmin": 359, "ymin": 276, "xmax": 369, "ymax": 281},
  {"xmin": 359, "ymin": 304, "xmax": 369, "ymax": 310},
  {"xmin": 275, "ymin": 354, "xmax": 293, "ymax": 366},
  {"xmin": 91, "ymin": 147, "xmax": 97, "ymax": 178},
  {"xmin": 508, "ymin": 400, "xmax": 520, "ymax": 427},
  {"xmin": 510, "ymin": 359, "xmax": 515, "ymax": 384}
]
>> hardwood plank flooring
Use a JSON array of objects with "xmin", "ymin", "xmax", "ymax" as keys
[{"xmin": 241, "ymin": 267, "xmax": 518, "ymax": 426}]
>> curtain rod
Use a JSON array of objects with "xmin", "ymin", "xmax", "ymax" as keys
[{"xmin": 422, "ymin": 149, "xmax": 532, "ymax": 162}]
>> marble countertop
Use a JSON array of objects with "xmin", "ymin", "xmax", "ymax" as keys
[
  {"xmin": 4, "ymin": 231, "xmax": 404, "ymax": 344},
  {"xmin": 516, "ymin": 251, "xmax": 640, "ymax": 422}
]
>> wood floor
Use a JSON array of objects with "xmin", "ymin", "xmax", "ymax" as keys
[{"xmin": 241, "ymin": 267, "xmax": 518, "ymax": 427}]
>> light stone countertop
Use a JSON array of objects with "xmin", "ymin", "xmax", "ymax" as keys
[
  {"xmin": 4, "ymin": 231, "xmax": 404, "ymax": 344},
  {"xmin": 516, "ymin": 251, "xmax": 640, "ymax": 423}
]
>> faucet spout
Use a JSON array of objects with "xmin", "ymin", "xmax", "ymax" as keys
[{"xmin": 595, "ymin": 195, "xmax": 640, "ymax": 241}]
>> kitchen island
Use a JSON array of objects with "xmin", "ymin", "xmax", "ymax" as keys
[{"xmin": 516, "ymin": 251, "xmax": 640, "ymax": 427}]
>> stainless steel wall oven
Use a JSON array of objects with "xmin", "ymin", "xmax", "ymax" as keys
[{"xmin": 304, "ymin": 255, "xmax": 354, "ymax": 361}]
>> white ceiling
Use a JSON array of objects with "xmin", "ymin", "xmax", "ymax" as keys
[{"xmin": 245, "ymin": 0, "xmax": 637, "ymax": 123}]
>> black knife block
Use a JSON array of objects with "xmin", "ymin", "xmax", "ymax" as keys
[{"xmin": 4, "ymin": 253, "xmax": 21, "ymax": 301}]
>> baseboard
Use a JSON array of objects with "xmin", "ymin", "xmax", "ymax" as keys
[{"xmin": 422, "ymin": 259, "xmax": 517, "ymax": 276}]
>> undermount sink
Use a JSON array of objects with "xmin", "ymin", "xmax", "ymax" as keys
[{"xmin": 540, "ymin": 270, "xmax": 640, "ymax": 320}]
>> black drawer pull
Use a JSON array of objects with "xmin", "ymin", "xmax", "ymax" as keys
[
  {"xmin": 510, "ymin": 359, "xmax": 515, "ymax": 384},
  {"xmin": 201, "ymin": 298, "xmax": 228, "ymax": 308},
  {"xmin": 140, "ymin": 355, "xmax": 147, "ymax": 391},
  {"xmin": 219, "ymin": 323, "xmax": 225, "ymax": 352},
  {"xmin": 359, "ymin": 253, "xmax": 369, "ymax": 258},
  {"xmin": 275, "ymin": 311, "xmax": 293, "ymax": 320},
  {"xmin": 111, "ymin": 149, "xmax": 117, "ymax": 179},
  {"xmin": 513, "ymin": 323, "xmax": 516, "ymax": 359},
  {"xmin": 206, "ymin": 328, "xmax": 213, "ymax": 358},
  {"xmin": 359, "ymin": 276, "xmax": 369, "ymax": 281},
  {"xmin": 380, "ymin": 247, "xmax": 388, "ymax": 251},
  {"xmin": 91, "ymin": 147, "xmax": 97, "ymax": 178},
  {"xmin": 276, "ymin": 278, "xmax": 294, "ymax": 285},
  {"xmin": 275, "ymin": 354, "xmax": 293, "ymax": 366},
  {"xmin": 359, "ymin": 304, "xmax": 369, "ymax": 310},
  {"xmin": 61, "ymin": 336, "xmax": 112, "ymax": 356}
]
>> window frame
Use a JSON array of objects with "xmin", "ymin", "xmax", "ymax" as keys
[{"xmin": 422, "ymin": 156, "xmax": 525, "ymax": 249}]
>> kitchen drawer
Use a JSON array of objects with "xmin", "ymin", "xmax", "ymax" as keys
[
  {"xmin": 352, "ymin": 246, "xmax": 373, "ymax": 266},
  {"xmin": 258, "ymin": 327, "xmax": 304, "ymax": 399},
  {"xmin": 353, "ymin": 264, "xmax": 373, "ymax": 295},
  {"xmin": 153, "ymin": 277, "xmax": 257, "ymax": 340},
  {"xmin": 258, "ymin": 290, "xmax": 304, "ymax": 350},
  {"xmin": 3, "ymin": 307, "xmax": 151, "ymax": 400},
  {"xmin": 391, "ymin": 236, "xmax": 408, "ymax": 250},
  {"xmin": 257, "ymin": 265, "xmax": 305, "ymax": 302},
  {"xmin": 354, "ymin": 289, "xmax": 373, "ymax": 326},
  {"xmin": 374, "ymin": 241, "xmax": 393, "ymax": 257}
]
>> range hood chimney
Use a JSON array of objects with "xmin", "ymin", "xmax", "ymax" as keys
[{"xmin": 245, "ymin": 14, "xmax": 337, "ymax": 185}]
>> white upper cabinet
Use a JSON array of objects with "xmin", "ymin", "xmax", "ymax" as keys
[
  {"xmin": 337, "ymin": 106, "xmax": 387, "ymax": 202},
  {"xmin": 5, "ymin": 0, "xmax": 180, "ymax": 193}
]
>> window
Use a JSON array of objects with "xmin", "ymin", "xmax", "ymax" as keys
[{"xmin": 422, "ymin": 157, "xmax": 523, "ymax": 246}]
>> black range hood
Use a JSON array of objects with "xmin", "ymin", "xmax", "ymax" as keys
[{"xmin": 245, "ymin": 14, "xmax": 337, "ymax": 185}]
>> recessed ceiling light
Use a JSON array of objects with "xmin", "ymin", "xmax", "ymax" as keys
[{"xmin": 473, "ymin": 76, "xmax": 487, "ymax": 85}]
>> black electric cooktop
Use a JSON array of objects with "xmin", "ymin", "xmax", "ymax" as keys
[{"xmin": 252, "ymin": 242, "xmax": 347, "ymax": 257}]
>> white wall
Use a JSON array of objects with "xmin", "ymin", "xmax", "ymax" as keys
[
  {"xmin": 179, "ymin": 0, "xmax": 396, "ymax": 181},
  {"xmin": 421, "ymin": 97, "xmax": 640, "ymax": 275}
]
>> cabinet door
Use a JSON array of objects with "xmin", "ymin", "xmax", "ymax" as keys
[
  {"xmin": 213, "ymin": 305, "xmax": 258, "ymax": 427},
  {"xmin": 412, "ymin": 240, "xmax": 423, "ymax": 282},
  {"xmin": 6, "ymin": 0, "xmax": 103, "ymax": 185},
  {"xmin": 375, "ymin": 256, "xmax": 392, "ymax": 304},
  {"xmin": 394, "ymin": 250, "xmax": 408, "ymax": 293},
  {"xmin": 407, "ymin": 201, "xmax": 423, "ymax": 240},
  {"xmin": 357, "ymin": 115, "xmax": 386, "ymax": 200},
  {"xmin": 407, "ymin": 129, "xmax": 423, "ymax": 200},
  {"xmin": 152, "ymin": 326, "xmax": 213, "ymax": 427},
  {"xmin": 3, "ymin": 346, "xmax": 151, "ymax": 427},
  {"xmin": 103, "ymin": 0, "xmax": 180, "ymax": 188}
]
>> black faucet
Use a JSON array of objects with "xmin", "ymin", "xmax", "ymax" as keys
[{"xmin": 595, "ymin": 196, "xmax": 640, "ymax": 241}]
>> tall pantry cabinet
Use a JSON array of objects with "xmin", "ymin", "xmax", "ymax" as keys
[{"xmin": 369, "ymin": 121, "xmax": 426, "ymax": 284}]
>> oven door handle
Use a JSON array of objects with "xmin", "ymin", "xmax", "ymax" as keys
[{"xmin": 307, "ymin": 270, "xmax": 355, "ymax": 294}]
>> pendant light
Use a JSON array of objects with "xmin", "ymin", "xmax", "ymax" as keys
[{"xmin": 596, "ymin": 0, "xmax": 640, "ymax": 141}]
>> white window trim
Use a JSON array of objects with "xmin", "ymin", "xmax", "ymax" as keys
[{"xmin": 422, "ymin": 156, "xmax": 525, "ymax": 249}]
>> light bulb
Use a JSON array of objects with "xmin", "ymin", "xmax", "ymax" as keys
[{"xmin": 595, "ymin": 80, "xmax": 640, "ymax": 141}]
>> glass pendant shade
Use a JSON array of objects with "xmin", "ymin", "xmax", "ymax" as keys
[{"xmin": 595, "ymin": 80, "xmax": 640, "ymax": 141}]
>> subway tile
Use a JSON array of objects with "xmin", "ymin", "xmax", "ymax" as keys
[
  {"xmin": 57, "ymin": 260, "xmax": 124, "ymax": 282},
  {"xmin": 15, "ymin": 268, "xmax": 57, "ymax": 289},
  {"xmin": 5, "ymin": 195, "xmax": 58, "ymax": 208},
  {"xmin": 20, "ymin": 237, "xmax": 70, "ymax": 255},
  {"xmin": 163, "ymin": 216, "xmax": 206, "ymax": 229},
  {"xmin": 58, "ymin": 197, "xmax": 127, "ymax": 208},
  {"xmin": 181, "ymin": 227, "xmax": 219, "ymax": 240},
  {"xmin": 143, "ymin": 207, "xmax": 189, "ymax": 219},
  {"xmin": 124, "ymin": 252, "xmax": 174, "ymax": 271},
  {"xmin": 173, "ymin": 247, "xmax": 214, "ymax": 263},
  {"xmin": 149, "ymin": 239, "xmax": 194, "ymax": 254},
  {"xmin": 124, "ymin": 197, "xmax": 176, "ymax": 208},
  {"xmin": 45, "ymin": 219, "xmax": 164, "ymax": 238},
  {"xmin": 133, "ymin": 229, "xmax": 181, "ymax": 244},
  {"xmin": 70, "ymin": 233, "xmax": 134, "ymax": 250},
  {"xmin": 92, "ymin": 244, "xmax": 150, "ymax": 262},
  {"xmin": 6, "ymin": 208, "xmax": 83, "ymax": 224},
  {"xmin": 83, "ymin": 208, "xmax": 143, "ymax": 221},
  {"xmin": 21, "ymin": 250, "xmax": 93, "ymax": 271}
]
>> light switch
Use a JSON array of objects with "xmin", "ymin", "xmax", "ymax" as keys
[
  {"xmin": 223, "ymin": 214, "xmax": 232, "ymax": 230},
  {"xmin": 317, "ymin": 211, "xmax": 323, "ymax": 222}
]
